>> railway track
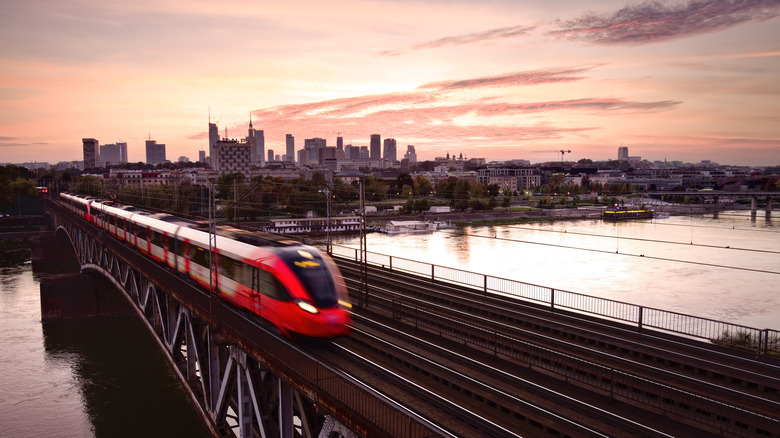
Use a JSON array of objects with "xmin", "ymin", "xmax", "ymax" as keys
[{"xmin": 335, "ymin": 256, "xmax": 780, "ymax": 437}]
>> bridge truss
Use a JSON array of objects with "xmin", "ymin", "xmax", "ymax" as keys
[{"xmin": 44, "ymin": 200, "xmax": 415, "ymax": 438}]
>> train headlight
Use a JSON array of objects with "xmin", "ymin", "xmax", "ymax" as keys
[{"xmin": 296, "ymin": 300, "xmax": 319, "ymax": 314}]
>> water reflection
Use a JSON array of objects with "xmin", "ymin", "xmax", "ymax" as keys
[
  {"xmin": 42, "ymin": 317, "xmax": 210, "ymax": 438},
  {"xmin": 333, "ymin": 210, "xmax": 780, "ymax": 330}
]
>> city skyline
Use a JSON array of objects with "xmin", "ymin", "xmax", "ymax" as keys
[{"xmin": 1, "ymin": 0, "xmax": 779, "ymax": 166}]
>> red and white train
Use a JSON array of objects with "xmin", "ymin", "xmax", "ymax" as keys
[{"xmin": 58, "ymin": 192, "xmax": 352, "ymax": 338}]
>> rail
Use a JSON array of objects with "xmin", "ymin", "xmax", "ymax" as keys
[{"xmin": 330, "ymin": 243, "xmax": 779, "ymax": 357}]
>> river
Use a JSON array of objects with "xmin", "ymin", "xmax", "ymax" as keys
[
  {"xmin": 0, "ymin": 243, "xmax": 210, "ymax": 438},
  {"xmin": 332, "ymin": 210, "xmax": 780, "ymax": 331},
  {"xmin": 1, "ymin": 209, "xmax": 777, "ymax": 436}
]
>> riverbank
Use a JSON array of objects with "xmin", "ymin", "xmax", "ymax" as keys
[{"xmin": 366, "ymin": 203, "xmax": 748, "ymax": 228}]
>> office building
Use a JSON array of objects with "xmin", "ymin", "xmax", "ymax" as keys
[
  {"xmin": 199, "ymin": 150, "xmax": 206, "ymax": 163},
  {"xmin": 256, "ymin": 128, "xmax": 265, "ymax": 166},
  {"xmin": 370, "ymin": 134, "xmax": 381, "ymax": 160},
  {"xmin": 82, "ymin": 138, "xmax": 100, "ymax": 169},
  {"xmin": 267, "ymin": 149, "xmax": 274, "ymax": 163},
  {"xmin": 383, "ymin": 138, "xmax": 397, "ymax": 162},
  {"xmin": 618, "ymin": 146, "xmax": 629, "ymax": 161},
  {"xmin": 213, "ymin": 139, "xmax": 251, "ymax": 177},
  {"xmin": 100, "ymin": 142, "xmax": 127, "ymax": 166},
  {"xmin": 404, "ymin": 145, "xmax": 417, "ymax": 163},
  {"xmin": 145, "ymin": 140, "xmax": 166, "ymax": 165},
  {"xmin": 286, "ymin": 134, "xmax": 295, "ymax": 163},
  {"xmin": 208, "ymin": 122, "xmax": 219, "ymax": 166}
]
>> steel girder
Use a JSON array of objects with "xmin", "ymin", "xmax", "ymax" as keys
[{"xmin": 48, "ymin": 205, "xmax": 357, "ymax": 438}]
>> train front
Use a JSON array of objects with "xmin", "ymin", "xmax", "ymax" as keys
[{"xmin": 277, "ymin": 247, "xmax": 352, "ymax": 338}]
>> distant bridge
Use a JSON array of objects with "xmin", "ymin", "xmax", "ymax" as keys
[{"xmin": 647, "ymin": 190, "xmax": 775, "ymax": 214}]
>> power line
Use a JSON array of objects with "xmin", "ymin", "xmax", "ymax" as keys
[
  {"xmin": 451, "ymin": 230, "xmax": 780, "ymax": 276},
  {"xmin": 503, "ymin": 224, "xmax": 780, "ymax": 255}
]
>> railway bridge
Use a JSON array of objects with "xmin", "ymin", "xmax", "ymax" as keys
[{"xmin": 42, "ymin": 197, "xmax": 780, "ymax": 437}]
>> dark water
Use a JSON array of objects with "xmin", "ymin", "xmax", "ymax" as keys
[{"xmin": 0, "ymin": 243, "xmax": 210, "ymax": 438}]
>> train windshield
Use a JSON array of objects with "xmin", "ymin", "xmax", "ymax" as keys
[{"xmin": 283, "ymin": 248, "xmax": 338, "ymax": 308}]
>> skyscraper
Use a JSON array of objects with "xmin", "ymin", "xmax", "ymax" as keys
[
  {"xmin": 286, "ymin": 134, "xmax": 295, "ymax": 163},
  {"xmin": 82, "ymin": 138, "xmax": 100, "ymax": 169},
  {"xmin": 618, "ymin": 146, "xmax": 629, "ymax": 161},
  {"xmin": 404, "ymin": 145, "xmax": 417, "ymax": 163},
  {"xmin": 99, "ymin": 142, "xmax": 127, "ymax": 166},
  {"xmin": 256, "ymin": 129, "xmax": 265, "ymax": 166},
  {"xmin": 208, "ymin": 122, "xmax": 219, "ymax": 166},
  {"xmin": 199, "ymin": 150, "xmax": 206, "ymax": 163},
  {"xmin": 247, "ymin": 117, "xmax": 256, "ymax": 165},
  {"xmin": 370, "ymin": 134, "xmax": 381, "ymax": 160},
  {"xmin": 383, "ymin": 138, "xmax": 397, "ymax": 162},
  {"xmin": 267, "ymin": 149, "xmax": 274, "ymax": 163},
  {"xmin": 145, "ymin": 139, "xmax": 166, "ymax": 165}
]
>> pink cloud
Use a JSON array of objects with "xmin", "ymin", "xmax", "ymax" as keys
[
  {"xmin": 550, "ymin": 0, "xmax": 780, "ymax": 45},
  {"xmin": 381, "ymin": 24, "xmax": 536, "ymax": 56}
]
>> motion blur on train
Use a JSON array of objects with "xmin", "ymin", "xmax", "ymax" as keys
[{"xmin": 58, "ymin": 192, "xmax": 352, "ymax": 338}]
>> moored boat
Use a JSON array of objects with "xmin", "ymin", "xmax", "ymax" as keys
[{"xmin": 602, "ymin": 208, "xmax": 654, "ymax": 221}]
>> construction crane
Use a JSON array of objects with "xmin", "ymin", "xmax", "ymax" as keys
[{"xmin": 532, "ymin": 149, "xmax": 572, "ymax": 163}]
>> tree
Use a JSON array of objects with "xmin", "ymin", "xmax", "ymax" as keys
[
  {"xmin": 452, "ymin": 179, "xmax": 471, "ymax": 211},
  {"xmin": 502, "ymin": 195, "xmax": 511, "ymax": 210},
  {"xmin": 413, "ymin": 198, "xmax": 430, "ymax": 213},
  {"xmin": 401, "ymin": 184, "xmax": 414, "ymax": 199},
  {"xmin": 414, "ymin": 175, "xmax": 432, "ymax": 196}
]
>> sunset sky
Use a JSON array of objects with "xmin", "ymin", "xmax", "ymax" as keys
[{"xmin": 1, "ymin": 0, "xmax": 779, "ymax": 166}]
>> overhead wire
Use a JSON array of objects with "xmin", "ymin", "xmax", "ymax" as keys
[{"xmin": 450, "ymin": 229, "xmax": 780, "ymax": 276}]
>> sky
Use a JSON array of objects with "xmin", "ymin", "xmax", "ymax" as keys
[{"xmin": 1, "ymin": 0, "xmax": 779, "ymax": 166}]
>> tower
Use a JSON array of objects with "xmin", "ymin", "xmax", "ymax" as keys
[
  {"xmin": 82, "ymin": 138, "xmax": 100, "ymax": 169},
  {"xmin": 383, "ymin": 138, "xmax": 397, "ymax": 162},
  {"xmin": 286, "ymin": 134, "xmax": 295, "ymax": 163},
  {"xmin": 618, "ymin": 146, "xmax": 629, "ymax": 161},
  {"xmin": 370, "ymin": 134, "xmax": 381, "ymax": 160}
]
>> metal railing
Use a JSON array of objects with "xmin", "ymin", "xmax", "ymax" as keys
[{"xmin": 331, "ymin": 243, "xmax": 779, "ymax": 356}]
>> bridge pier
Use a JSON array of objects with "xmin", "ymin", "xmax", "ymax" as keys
[{"xmin": 40, "ymin": 272, "xmax": 132, "ymax": 320}]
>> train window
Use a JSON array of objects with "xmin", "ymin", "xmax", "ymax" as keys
[
  {"xmin": 259, "ymin": 270, "xmax": 289, "ymax": 301},
  {"xmin": 233, "ymin": 262, "xmax": 253, "ymax": 289},
  {"xmin": 192, "ymin": 246, "xmax": 209, "ymax": 266},
  {"xmin": 287, "ymin": 253, "xmax": 337, "ymax": 308},
  {"xmin": 177, "ymin": 241, "xmax": 189, "ymax": 258},
  {"xmin": 151, "ymin": 230, "xmax": 165, "ymax": 247},
  {"xmin": 219, "ymin": 256, "xmax": 237, "ymax": 281}
]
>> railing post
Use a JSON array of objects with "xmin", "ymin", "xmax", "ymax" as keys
[
  {"xmin": 550, "ymin": 288, "xmax": 555, "ymax": 309},
  {"xmin": 638, "ymin": 306, "xmax": 643, "ymax": 331},
  {"xmin": 431, "ymin": 264, "xmax": 435, "ymax": 281},
  {"xmin": 484, "ymin": 275, "xmax": 487, "ymax": 294},
  {"xmin": 389, "ymin": 256, "xmax": 392, "ymax": 271}
]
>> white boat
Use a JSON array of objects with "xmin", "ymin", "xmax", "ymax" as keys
[{"xmin": 380, "ymin": 220, "xmax": 438, "ymax": 234}]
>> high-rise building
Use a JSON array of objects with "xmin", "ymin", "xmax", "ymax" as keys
[
  {"xmin": 213, "ymin": 139, "xmax": 251, "ymax": 177},
  {"xmin": 618, "ymin": 146, "xmax": 629, "ymax": 161},
  {"xmin": 383, "ymin": 138, "xmax": 397, "ymax": 162},
  {"xmin": 247, "ymin": 117, "xmax": 256, "ymax": 165},
  {"xmin": 82, "ymin": 138, "xmax": 100, "ymax": 169},
  {"xmin": 100, "ymin": 142, "xmax": 127, "ymax": 166},
  {"xmin": 286, "ymin": 134, "xmax": 295, "ymax": 163},
  {"xmin": 208, "ymin": 122, "xmax": 219, "ymax": 166},
  {"xmin": 370, "ymin": 134, "xmax": 381, "ymax": 160},
  {"xmin": 256, "ymin": 129, "xmax": 265, "ymax": 166},
  {"xmin": 145, "ymin": 140, "xmax": 166, "ymax": 165},
  {"xmin": 267, "ymin": 149, "xmax": 274, "ymax": 163},
  {"xmin": 304, "ymin": 138, "xmax": 326, "ymax": 164},
  {"xmin": 404, "ymin": 145, "xmax": 417, "ymax": 163}
]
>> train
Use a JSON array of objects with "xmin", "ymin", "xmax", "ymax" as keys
[{"xmin": 57, "ymin": 192, "xmax": 352, "ymax": 338}]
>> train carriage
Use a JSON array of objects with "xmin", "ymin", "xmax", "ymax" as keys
[{"xmin": 57, "ymin": 192, "xmax": 351, "ymax": 338}]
